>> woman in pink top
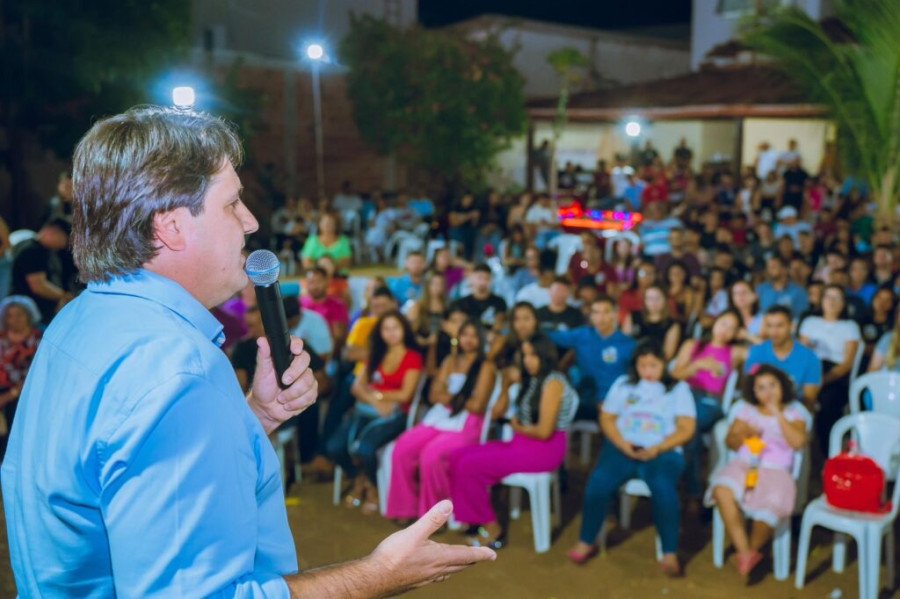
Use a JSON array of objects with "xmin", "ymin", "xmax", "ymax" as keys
[
  {"xmin": 672, "ymin": 310, "xmax": 747, "ymax": 500},
  {"xmin": 706, "ymin": 364, "xmax": 809, "ymax": 578}
]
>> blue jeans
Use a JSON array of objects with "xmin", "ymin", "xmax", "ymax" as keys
[
  {"xmin": 579, "ymin": 443, "xmax": 685, "ymax": 554},
  {"xmin": 325, "ymin": 408, "xmax": 406, "ymax": 481},
  {"xmin": 684, "ymin": 391, "xmax": 725, "ymax": 497}
]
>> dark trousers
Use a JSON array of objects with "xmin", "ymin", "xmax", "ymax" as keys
[
  {"xmin": 579, "ymin": 443, "xmax": 685, "ymax": 554},
  {"xmin": 317, "ymin": 372, "xmax": 356, "ymax": 457},
  {"xmin": 815, "ymin": 361, "xmax": 850, "ymax": 455},
  {"xmin": 325, "ymin": 408, "xmax": 406, "ymax": 481},
  {"xmin": 684, "ymin": 391, "xmax": 725, "ymax": 497}
]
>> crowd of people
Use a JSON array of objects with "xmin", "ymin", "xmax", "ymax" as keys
[{"xmin": 2, "ymin": 135, "xmax": 898, "ymax": 582}]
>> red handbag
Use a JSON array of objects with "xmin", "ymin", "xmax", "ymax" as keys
[{"xmin": 823, "ymin": 442, "xmax": 891, "ymax": 514}]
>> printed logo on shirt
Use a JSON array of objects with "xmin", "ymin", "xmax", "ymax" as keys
[
  {"xmin": 602, "ymin": 347, "xmax": 618, "ymax": 364},
  {"xmin": 481, "ymin": 306, "xmax": 496, "ymax": 326},
  {"xmin": 625, "ymin": 392, "xmax": 640, "ymax": 406}
]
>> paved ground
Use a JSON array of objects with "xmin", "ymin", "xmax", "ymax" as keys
[{"xmin": 0, "ymin": 458, "xmax": 895, "ymax": 597}]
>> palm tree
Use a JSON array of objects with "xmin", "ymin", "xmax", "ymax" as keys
[
  {"xmin": 741, "ymin": 0, "xmax": 900, "ymax": 218},
  {"xmin": 546, "ymin": 47, "xmax": 589, "ymax": 197}
]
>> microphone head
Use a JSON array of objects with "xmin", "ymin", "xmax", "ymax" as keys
[{"xmin": 245, "ymin": 249, "xmax": 280, "ymax": 286}]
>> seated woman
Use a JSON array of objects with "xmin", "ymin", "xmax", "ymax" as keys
[
  {"xmin": 0, "ymin": 296, "xmax": 42, "ymax": 457},
  {"xmin": 405, "ymin": 272, "xmax": 448, "ymax": 350},
  {"xmin": 487, "ymin": 301, "xmax": 539, "ymax": 372},
  {"xmin": 797, "ymin": 284, "xmax": 861, "ymax": 453},
  {"xmin": 671, "ymin": 310, "xmax": 747, "ymax": 503},
  {"xmin": 664, "ymin": 260, "xmax": 698, "ymax": 324},
  {"xmin": 567, "ymin": 341, "xmax": 695, "ymax": 576},
  {"xmin": 430, "ymin": 247, "xmax": 469, "ymax": 297},
  {"xmin": 623, "ymin": 284, "xmax": 682, "ymax": 360},
  {"xmin": 869, "ymin": 308, "xmax": 900, "ymax": 373},
  {"xmin": 707, "ymin": 364, "xmax": 809, "ymax": 578},
  {"xmin": 301, "ymin": 211, "xmax": 353, "ymax": 272},
  {"xmin": 450, "ymin": 334, "xmax": 578, "ymax": 549},
  {"xmin": 728, "ymin": 280, "xmax": 763, "ymax": 346},
  {"xmin": 325, "ymin": 311, "xmax": 423, "ymax": 515},
  {"xmin": 385, "ymin": 320, "xmax": 496, "ymax": 522}
]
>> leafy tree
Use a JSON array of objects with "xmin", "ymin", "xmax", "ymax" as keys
[
  {"xmin": 546, "ymin": 47, "xmax": 589, "ymax": 196},
  {"xmin": 0, "ymin": 0, "xmax": 191, "ymax": 225},
  {"xmin": 340, "ymin": 15, "xmax": 527, "ymax": 194},
  {"xmin": 742, "ymin": 0, "xmax": 900, "ymax": 217}
]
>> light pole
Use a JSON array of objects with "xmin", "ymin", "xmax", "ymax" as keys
[{"xmin": 306, "ymin": 43, "xmax": 326, "ymax": 201}]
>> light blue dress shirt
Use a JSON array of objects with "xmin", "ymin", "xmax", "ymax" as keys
[{"xmin": 1, "ymin": 270, "xmax": 296, "ymax": 597}]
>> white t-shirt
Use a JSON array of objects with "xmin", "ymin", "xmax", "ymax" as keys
[
  {"xmin": 290, "ymin": 309, "xmax": 333, "ymax": 358},
  {"xmin": 525, "ymin": 204, "xmax": 557, "ymax": 226},
  {"xmin": 798, "ymin": 316, "xmax": 861, "ymax": 364},
  {"xmin": 603, "ymin": 379, "xmax": 696, "ymax": 450},
  {"xmin": 421, "ymin": 372, "xmax": 470, "ymax": 432},
  {"xmin": 515, "ymin": 284, "xmax": 551, "ymax": 309}
]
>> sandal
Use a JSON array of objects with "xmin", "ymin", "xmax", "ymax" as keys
[
  {"xmin": 567, "ymin": 544, "xmax": 599, "ymax": 565},
  {"xmin": 466, "ymin": 526, "xmax": 506, "ymax": 550},
  {"xmin": 735, "ymin": 551, "xmax": 763, "ymax": 577},
  {"xmin": 659, "ymin": 555, "xmax": 683, "ymax": 578}
]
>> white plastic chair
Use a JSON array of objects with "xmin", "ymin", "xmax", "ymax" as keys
[
  {"xmin": 272, "ymin": 426, "xmax": 301, "ymax": 489},
  {"xmin": 332, "ymin": 376, "xmax": 427, "ymax": 507},
  {"xmin": 568, "ymin": 375, "xmax": 628, "ymax": 467},
  {"xmin": 8, "ymin": 229, "xmax": 36, "ymax": 248},
  {"xmin": 709, "ymin": 400, "xmax": 812, "ymax": 581},
  {"xmin": 849, "ymin": 341, "xmax": 866, "ymax": 391},
  {"xmin": 502, "ymin": 470, "xmax": 562, "ymax": 554},
  {"xmin": 849, "ymin": 370, "xmax": 900, "ymax": 417},
  {"xmin": 547, "ymin": 233, "xmax": 583, "ymax": 276},
  {"xmin": 795, "ymin": 413, "xmax": 900, "ymax": 599}
]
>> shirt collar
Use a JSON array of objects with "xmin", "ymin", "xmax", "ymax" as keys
[{"xmin": 87, "ymin": 269, "xmax": 226, "ymax": 347}]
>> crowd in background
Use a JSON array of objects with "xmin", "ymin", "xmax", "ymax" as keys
[{"xmin": 2, "ymin": 136, "xmax": 899, "ymax": 579}]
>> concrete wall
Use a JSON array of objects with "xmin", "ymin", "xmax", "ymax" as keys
[
  {"xmin": 488, "ymin": 27, "xmax": 691, "ymax": 98},
  {"xmin": 191, "ymin": 0, "xmax": 417, "ymax": 60},
  {"xmin": 741, "ymin": 117, "xmax": 831, "ymax": 172}
]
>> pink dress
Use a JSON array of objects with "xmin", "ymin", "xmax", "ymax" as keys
[{"xmin": 705, "ymin": 402, "xmax": 810, "ymax": 526}]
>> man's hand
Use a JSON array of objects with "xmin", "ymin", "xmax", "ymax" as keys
[
  {"xmin": 370, "ymin": 500, "xmax": 496, "ymax": 593},
  {"xmin": 249, "ymin": 336, "xmax": 317, "ymax": 434}
]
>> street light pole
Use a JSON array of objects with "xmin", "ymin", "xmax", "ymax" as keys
[{"xmin": 306, "ymin": 43, "xmax": 326, "ymax": 202}]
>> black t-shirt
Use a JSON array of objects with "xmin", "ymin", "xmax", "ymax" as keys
[
  {"xmin": 231, "ymin": 338, "xmax": 325, "ymax": 386},
  {"xmin": 450, "ymin": 294, "xmax": 508, "ymax": 329},
  {"xmin": 11, "ymin": 240, "xmax": 64, "ymax": 323},
  {"xmin": 537, "ymin": 305, "xmax": 585, "ymax": 334},
  {"xmin": 782, "ymin": 168, "xmax": 809, "ymax": 209}
]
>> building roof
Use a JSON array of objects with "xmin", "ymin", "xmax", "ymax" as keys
[
  {"xmin": 445, "ymin": 14, "xmax": 690, "ymax": 51},
  {"xmin": 527, "ymin": 65, "xmax": 827, "ymax": 121}
]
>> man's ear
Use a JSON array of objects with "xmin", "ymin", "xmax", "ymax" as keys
[{"xmin": 153, "ymin": 208, "xmax": 189, "ymax": 252}]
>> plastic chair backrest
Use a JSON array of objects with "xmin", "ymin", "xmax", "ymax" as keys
[
  {"xmin": 848, "ymin": 341, "xmax": 865, "ymax": 390},
  {"xmin": 848, "ymin": 370, "xmax": 900, "ymax": 416},
  {"xmin": 720, "ymin": 370, "xmax": 740, "ymax": 414},
  {"xmin": 405, "ymin": 375, "xmax": 429, "ymax": 430},
  {"xmin": 480, "ymin": 372, "xmax": 504, "ymax": 444}
]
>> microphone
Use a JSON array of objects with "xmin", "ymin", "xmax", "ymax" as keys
[{"xmin": 245, "ymin": 249, "xmax": 292, "ymax": 388}]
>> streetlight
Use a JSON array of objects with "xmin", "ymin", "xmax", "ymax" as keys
[
  {"xmin": 304, "ymin": 42, "xmax": 327, "ymax": 201},
  {"xmin": 172, "ymin": 86, "xmax": 196, "ymax": 109}
]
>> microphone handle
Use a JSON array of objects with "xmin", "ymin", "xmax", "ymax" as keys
[{"xmin": 254, "ymin": 283, "xmax": 292, "ymax": 388}]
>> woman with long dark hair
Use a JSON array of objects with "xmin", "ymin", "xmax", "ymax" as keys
[
  {"xmin": 450, "ymin": 334, "xmax": 578, "ymax": 549},
  {"xmin": 567, "ymin": 341, "xmax": 695, "ymax": 576},
  {"xmin": 623, "ymin": 284, "xmax": 682, "ymax": 360},
  {"xmin": 385, "ymin": 320, "xmax": 496, "ymax": 521},
  {"xmin": 326, "ymin": 311, "xmax": 423, "ymax": 515}
]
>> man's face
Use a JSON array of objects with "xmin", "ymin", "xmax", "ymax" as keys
[
  {"xmin": 470, "ymin": 271, "xmax": 492, "ymax": 296},
  {"xmin": 406, "ymin": 254, "xmax": 426, "ymax": 278},
  {"xmin": 370, "ymin": 295, "xmax": 395, "ymax": 318},
  {"xmin": 589, "ymin": 300, "xmax": 616, "ymax": 332},
  {"xmin": 549, "ymin": 282, "xmax": 569, "ymax": 306},
  {"xmin": 766, "ymin": 259, "xmax": 785, "ymax": 281},
  {"xmin": 669, "ymin": 229, "xmax": 684, "ymax": 251},
  {"xmin": 42, "ymin": 227, "xmax": 69, "ymax": 251},
  {"xmin": 183, "ymin": 162, "xmax": 258, "ymax": 307},
  {"xmin": 306, "ymin": 273, "xmax": 327, "ymax": 299},
  {"xmin": 764, "ymin": 313, "xmax": 791, "ymax": 344}
]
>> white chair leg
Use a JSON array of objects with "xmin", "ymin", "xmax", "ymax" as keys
[
  {"xmin": 377, "ymin": 443, "xmax": 394, "ymax": 516},
  {"xmin": 867, "ymin": 526, "xmax": 882, "ymax": 599},
  {"xmin": 833, "ymin": 532, "xmax": 847, "ymax": 573},
  {"xmin": 529, "ymin": 480, "xmax": 551, "ymax": 553},
  {"xmin": 597, "ymin": 518, "xmax": 609, "ymax": 553},
  {"xmin": 886, "ymin": 527, "xmax": 895, "ymax": 593},
  {"xmin": 579, "ymin": 432, "xmax": 591, "ymax": 466},
  {"xmin": 619, "ymin": 491, "xmax": 634, "ymax": 530},
  {"xmin": 772, "ymin": 520, "xmax": 791, "ymax": 581},
  {"xmin": 332, "ymin": 466, "xmax": 343, "ymax": 506},
  {"xmin": 795, "ymin": 515, "xmax": 814, "ymax": 590},
  {"xmin": 853, "ymin": 530, "xmax": 869, "ymax": 599},
  {"xmin": 551, "ymin": 473, "xmax": 562, "ymax": 528},
  {"xmin": 712, "ymin": 507, "xmax": 725, "ymax": 568},
  {"xmin": 509, "ymin": 486, "xmax": 522, "ymax": 520},
  {"xmin": 654, "ymin": 535, "xmax": 663, "ymax": 562}
]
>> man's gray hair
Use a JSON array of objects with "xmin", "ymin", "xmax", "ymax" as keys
[{"xmin": 71, "ymin": 105, "xmax": 243, "ymax": 282}]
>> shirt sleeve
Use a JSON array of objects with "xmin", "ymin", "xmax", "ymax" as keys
[
  {"xmin": 548, "ymin": 327, "xmax": 580, "ymax": 349},
  {"xmin": 671, "ymin": 382, "xmax": 696, "ymax": 419},
  {"xmin": 300, "ymin": 235, "xmax": 320, "ymax": 260},
  {"xmin": 98, "ymin": 373, "xmax": 294, "ymax": 598},
  {"xmin": 803, "ymin": 350, "xmax": 823, "ymax": 386},
  {"xmin": 874, "ymin": 333, "xmax": 892, "ymax": 360},
  {"xmin": 601, "ymin": 382, "xmax": 626, "ymax": 415}
]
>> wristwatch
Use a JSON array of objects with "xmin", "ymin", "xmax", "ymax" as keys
[{"xmin": 374, "ymin": 391, "xmax": 384, "ymax": 402}]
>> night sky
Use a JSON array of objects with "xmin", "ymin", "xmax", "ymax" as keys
[{"xmin": 418, "ymin": 0, "xmax": 692, "ymax": 31}]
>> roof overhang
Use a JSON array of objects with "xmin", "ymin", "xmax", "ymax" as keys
[{"xmin": 528, "ymin": 103, "xmax": 828, "ymax": 122}]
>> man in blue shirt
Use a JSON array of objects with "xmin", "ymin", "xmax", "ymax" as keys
[
  {"xmin": 756, "ymin": 256, "xmax": 809, "ymax": 318},
  {"xmin": 744, "ymin": 305, "xmax": 822, "ymax": 408},
  {"xmin": 549, "ymin": 295, "xmax": 636, "ymax": 421},
  {"xmin": 1, "ymin": 107, "xmax": 493, "ymax": 597},
  {"xmin": 387, "ymin": 250, "xmax": 426, "ymax": 305}
]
